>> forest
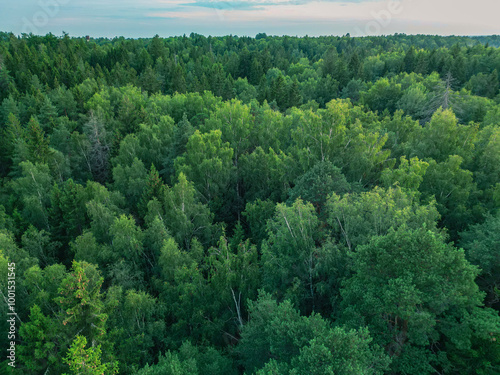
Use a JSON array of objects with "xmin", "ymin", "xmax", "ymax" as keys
[{"xmin": 0, "ymin": 31, "xmax": 500, "ymax": 374}]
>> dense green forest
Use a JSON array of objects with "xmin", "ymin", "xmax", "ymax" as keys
[{"xmin": 1, "ymin": 31, "xmax": 500, "ymax": 374}]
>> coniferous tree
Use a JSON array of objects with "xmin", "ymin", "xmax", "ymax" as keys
[{"xmin": 26, "ymin": 116, "xmax": 51, "ymax": 165}]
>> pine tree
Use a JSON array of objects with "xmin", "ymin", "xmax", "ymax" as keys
[
  {"xmin": 138, "ymin": 164, "xmax": 166, "ymax": 218},
  {"xmin": 210, "ymin": 63, "xmax": 226, "ymax": 98},
  {"xmin": 270, "ymin": 75, "xmax": 287, "ymax": 110},
  {"xmin": 64, "ymin": 336, "xmax": 118, "ymax": 375},
  {"xmin": 321, "ymin": 47, "xmax": 337, "ymax": 77},
  {"xmin": 172, "ymin": 65, "xmax": 187, "ymax": 93},
  {"xmin": 451, "ymin": 53, "xmax": 467, "ymax": 86},
  {"xmin": 249, "ymin": 57, "xmax": 263, "ymax": 85},
  {"xmin": 55, "ymin": 261, "xmax": 109, "ymax": 344},
  {"xmin": 487, "ymin": 69, "xmax": 499, "ymax": 98},
  {"xmin": 0, "ymin": 95, "xmax": 19, "ymax": 123},
  {"xmin": 257, "ymin": 74, "xmax": 268, "ymax": 103},
  {"xmin": 139, "ymin": 66, "xmax": 161, "ymax": 94},
  {"xmin": 38, "ymin": 96, "xmax": 58, "ymax": 131},
  {"xmin": 335, "ymin": 58, "xmax": 349, "ymax": 88},
  {"xmin": 403, "ymin": 46, "xmax": 416, "ymax": 73},
  {"xmin": 287, "ymin": 78, "xmax": 302, "ymax": 109},
  {"xmin": 162, "ymin": 113, "xmax": 194, "ymax": 178},
  {"xmin": 0, "ymin": 64, "xmax": 13, "ymax": 101},
  {"xmin": 222, "ymin": 74, "xmax": 234, "ymax": 101},
  {"xmin": 26, "ymin": 116, "xmax": 51, "ymax": 164},
  {"xmin": 348, "ymin": 52, "xmax": 362, "ymax": 79},
  {"xmin": 1, "ymin": 113, "xmax": 24, "ymax": 175},
  {"xmin": 49, "ymin": 179, "xmax": 87, "ymax": 254},
  {"xmin": 148, "ymin": 34, "xmax": 167, "ymax": 62},
  {"xmin": 18, "ymin": 305, "xmax": 59, "ymax": 374}
]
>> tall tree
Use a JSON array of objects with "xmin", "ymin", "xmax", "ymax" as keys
[
  {"xmin": 83, "ymin": 112, "xmax": 111, "ymax": 183},
  {"xmin": 341, "ymin": 226, "xmax": 500, "ymax": 374},
  {"xmin": 174, "ymin": 130, "xmax": 234, "ymax": 210}
]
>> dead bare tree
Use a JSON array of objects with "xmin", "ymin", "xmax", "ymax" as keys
[
  {"xmin": 421, "ymin": 71, "xmax": 461, "ymax": 124},
  {"xmin": 83, "ymin": 111, "xmax": 110, "ymax": 183}
]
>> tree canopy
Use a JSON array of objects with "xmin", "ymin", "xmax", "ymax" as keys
[{"xmin": 1, "ymin": 32, "xmax": 500, "ymax": 374}]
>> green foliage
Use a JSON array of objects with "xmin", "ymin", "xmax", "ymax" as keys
[
  {"xmin": 341, "ymin": 226, "xmax": 500, "ymax": 374},
  {"xmin": 460, "ymin": 214, "xmax": 500, "ymax": 305},
  {"xmin": 55, "ymin": 261, "xmax": 111, "ymax": 350},
  {"xmin": 242, "ymin": 199, "xmax": 276, "ymax": 246},
  {"xmin": 290, "ymin": 100, "xmax": 349, "ymax": 167},
  {"xmin": 109, "ymin": 289, "xmax": 166, "ymax": 372},
  {"xmin": 17, "ymin": 261, "xmax": 117, "ymax": 375},
  {"xmin": 21, "ymin": 225, "xmax": 57, "ymax": 266},
  {"xmin": 26, "ymin": 116, "xmax": 52, "ymax": 165},
  {"xmin": 138, "ymin": 164, "xmax": 166, "ymax": 217},
  {"xmin": 1, "ymin": 33, "xmax": 500, "ymax": 375},
  {"xmin": 70, "ymin": 231, "xmax": 103, "ymax": 264},
  {"xmin": 50, "ymin": 179, "xmax": 88, "ymax": 251},
  {"xmin": 420, "ymin": 155, "xmax": 476, "ymax": 236},
  {"xmin": 397, "ymin": 83, "xmax": 428, "ymax": 119},
  {"xmin": 361, "ymin": 78, "xmax": 402, "ymax": 113},
  {"xmin": 63, "ymin": 336, "xmax": 118, "ymax": 375},
  {"xmin": 18, "ymin": 304, "xmax": 57, "ymax": 372},
  {"xmin": 159, "ymin": 172, "xmax": 215, "ymax": 249},
  {"xmin": 262, "ymin": 199, "xmax": 321, "ymax": 312},
  {"xmin": 409, "ymin": 108, "xmax": 477, "ymax": 163},
  {"xmin": 327, "ymin": 186, "xmax": 440, "ymax": 251},
  {"xmin": 106, "ymin": 214, "xmax": 145, "ymax": 289},
  {"xmin": 22, "ymin": 263, "xmax": 68, "ymax": 316},
  {"xmin": 85, "ymin": 181, "xmax": 125, "ymax": 243},
  {"xmin": 341, "ymin": 79, "xmax": 367, "ymax": 102},
  {"xmin": 239, "ymin": 291, "xmax": 390, "ymax": 374},
  {"xmin": 208, "ymin": 234, "xmax": 260, "ymax": 327},
  {"xmin": 241, "ymin": 146, "xmax": 291, "ymax": 203},
  {"xmin": 136, "ymin": 342, "xmax": 235, "ymax": 375},
  {"xmin": 175, "ymin": 129, "xmax": 234, "ymax": 210},
  {"xmin": 112, "ymin": 114, "xmax": 175, "ymax": 178},
  {"xmin": 381, "ymin": 156, "xmax": 429, "ymax": 192},
  {"xmin": 288, "ymin": 161, "xmax": 350, "ymax": 214},
  {"xmin": 473, "ymin": 125, "xmax": 500, "ymax": 208},
  {"xmin": 8, "ymin": 161, "xmax": 53, "ymax": 230},
  {"xmin": 157, "ymin": 236, "xmax": 215, "ymax": 345},
  {"xmin": 112, "ymin": 157, "xmax": 148, "ymax": 209}
]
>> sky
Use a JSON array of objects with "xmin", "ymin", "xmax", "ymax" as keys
[{"xmin": 1, "ymin": 0, "xmax": 499, "ymax": 38}]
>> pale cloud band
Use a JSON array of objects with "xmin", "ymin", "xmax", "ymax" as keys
[{"xmin": 1, "ymin": 0, "xmax": 499, "ymax": 37}]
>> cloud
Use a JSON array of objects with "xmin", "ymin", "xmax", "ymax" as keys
[
  {"xmin": 182, "ymin": 1, "xmax": 267, "ymax": 11},
  {"xmin": 181, "ymin": 0, "xmax": 374, "ymax": 11},
  {"xmin": 147, "ymin": 0, "xmax": 383, "ymax": 23},
  {"xmin": 1, "ymin": 0, "xmax": 499, "ymax": 38}
]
